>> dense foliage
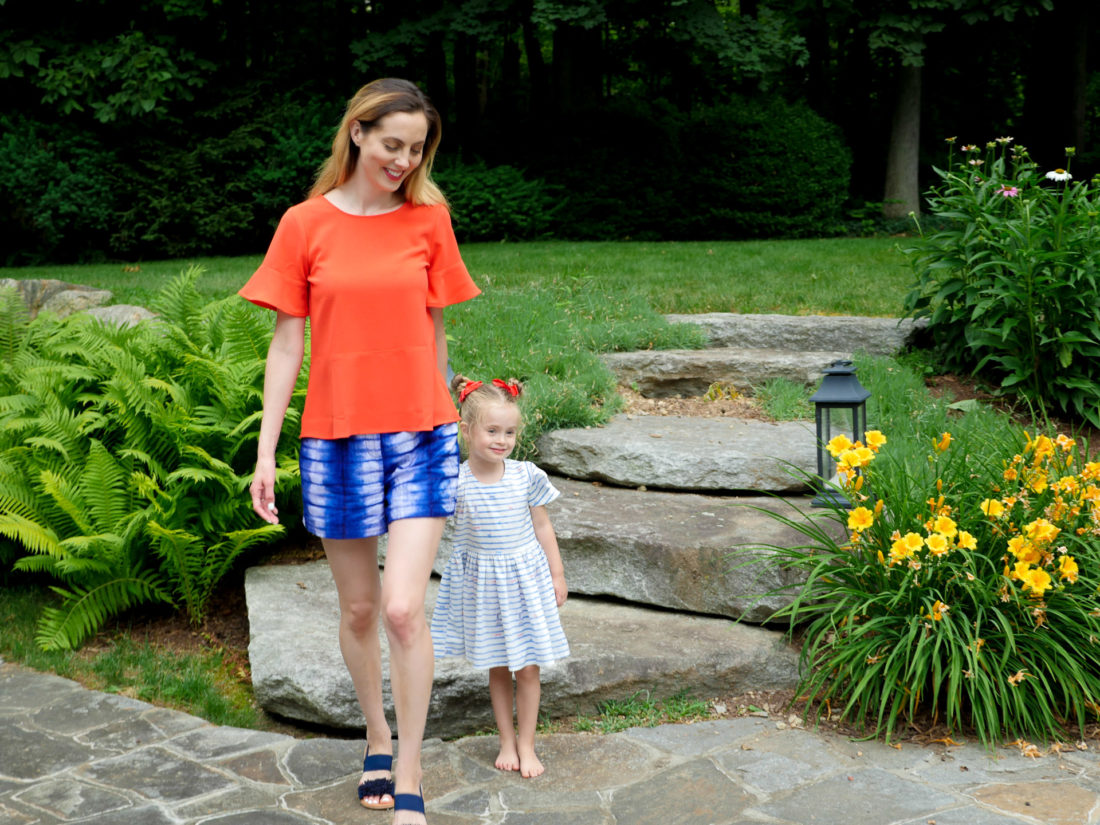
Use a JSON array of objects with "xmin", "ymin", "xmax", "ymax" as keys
[
  {"xmin": 903, "ymin": 140, "xmax": 1100, "ymax": 427},
  {"xmin": 2, "ymin": 0, "xmax": 1093, "ymax": 263},
  {"xmin": 0, "ymin": 271, "xmax": 304, "ymax": 649}
]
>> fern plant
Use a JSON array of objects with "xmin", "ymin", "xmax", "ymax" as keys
[{"xmin": 0, "ymin": 269, "xmax": 304, "ymax": 647}]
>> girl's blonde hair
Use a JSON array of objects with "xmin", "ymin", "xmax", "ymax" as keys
[
  {"xmin": 451, "ymin": 374, "xmax": 525, "ymax": 428},
  {"xmin": 309, "ymin": 78, "xmax": 446, "ymax": 206}
]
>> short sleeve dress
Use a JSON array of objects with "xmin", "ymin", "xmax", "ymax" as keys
[{"xmin": 431, "ymin": 459, "xmax": 571, "ymax": 671}]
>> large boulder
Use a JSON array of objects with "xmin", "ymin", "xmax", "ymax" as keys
[
  {"xmin": 536, "ymin": 415, "xmax": 818, "ymax": 493},
  {"xmin": 545, "ymin": 478, "xmax": 829, "ymax": 622},
  {"xmin": 602, "ymin": 347, "xmax": 849, "ymax": 397},
  {"xmin": 666, "ymin": 312, "xmax": 925, "ymax": 355},
  {"xmin": 84, "ymin": 304, "xmax": 157, "ymax": 327},
  {"xmin": 0, "ymin": 279, "xmax": 112, "ymax": 319},
  {"xmin": 245, "ymin": 561, "xmax": 799, "ymax": 736}
]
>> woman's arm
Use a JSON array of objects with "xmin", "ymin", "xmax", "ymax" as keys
[
  {"xmin": 431, "ymin": 307, "xmax": 447, "ymax": 378},
  {"xmin": 250, "ymin": 311, "xmax": 306, "ymax": 524},
  {"xmin": 532, "ymin": 505, "xmax": 567, "ymax": 606}
]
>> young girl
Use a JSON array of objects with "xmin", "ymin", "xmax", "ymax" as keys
[{"xmin": 431, "ymin": 375, "xmax": 569, "ymax": 778}]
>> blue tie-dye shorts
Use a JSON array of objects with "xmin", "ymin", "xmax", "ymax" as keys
[{"xmin": 299, "ymin": 422, "xmax": 459, "ymax": 539}]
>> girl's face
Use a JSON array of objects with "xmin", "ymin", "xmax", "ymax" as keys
[
  {"xmin": 462, "ymin": 403, "xmax": 520, "ymax": 466},
  {"xmin": 351, "ymin": 111, "xmax": 429, "ymax": 196}
]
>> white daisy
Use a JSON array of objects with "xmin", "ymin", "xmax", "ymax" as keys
[{"xmin": 1045, "ymin": 169, "xmax": 1072, "ymax": 181}]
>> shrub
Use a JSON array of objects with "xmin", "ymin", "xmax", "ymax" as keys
[
  {"xmin": 520, "ymin": 96, "xmax": 852, "ymax": 241},
  {"xmin": 902, "ymin": 139, "xmax": 1100, "ymax": 428},
  {"xmin": 433, "ymin": 159, "xmax": 560, "ymax": 242},
  {"xmin": 748, "ymin": 382, "xmax": 1100, "ymax": 745},
  {"xmin": 0, "ymin": 269, "xmax": 304, "ymax": 648},
  {"xmin": 0, "ymin": 114, "xmax": 120, "ymax": 265}
]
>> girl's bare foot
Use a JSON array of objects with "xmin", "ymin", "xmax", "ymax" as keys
[
  {"xmin": 518, "ymin": 745, "xmax": 544, "ymax": 778},
  {"xmin": 495, "ymin": 739, "xmax": 521, "ymax": 772}
]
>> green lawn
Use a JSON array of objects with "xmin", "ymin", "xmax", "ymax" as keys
[{"xmin": 2, "ymin": 236, "xmax": 909, "ymax": 316}]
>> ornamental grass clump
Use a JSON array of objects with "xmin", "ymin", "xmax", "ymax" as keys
[
  {"xmin": 763, "ymin": 426, "xmax": 1100, "ymax": 746},
  {"xmin": 902, "ymin": 138, "xmax": 1100, "ymax": 428}
]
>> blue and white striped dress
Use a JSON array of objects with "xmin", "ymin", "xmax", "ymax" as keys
[{"xmin": 431, "ymin": 459, "xmax": 570, "ymax": 670}]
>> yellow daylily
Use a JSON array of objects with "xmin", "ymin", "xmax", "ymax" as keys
[
  {"xmin": 1059, "ymin": 555, "xmax": 1079, "ymax": 583},
  {"xmin": 980, "ymin": 498, "xmax": 1005, "ymax": 518},
  {"xmin": 848, "ymin": 507, "xmax": 874, "ymax": 532}
]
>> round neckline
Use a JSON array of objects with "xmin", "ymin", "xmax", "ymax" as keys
[
  {"xmin": 465, "ymin": 459, "xmax": 509, "ymax": 486},
  {"xmin": 320, "ymin": 194, "xmax": 408, "ymax": 217}
]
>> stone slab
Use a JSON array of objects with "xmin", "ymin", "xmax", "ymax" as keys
[
  {"xmin": 666, "ymin": 312, "xmax": 925, "ymax": 355},
  {"xmin": 602, "ymin": 346, "xmax": 850, "ymax": 397},
  {"xmin": 245, "ymin": 560, "xmax": 798, "ymax": 734},
  {"xmin": 536, "ymin": 414, "xmax": 817, "ymax": 493},
  {"xmin": 531, "ymin": 478, "xmax": 831, "ymax": 621}
]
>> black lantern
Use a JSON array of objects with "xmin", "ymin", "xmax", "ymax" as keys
[{"xmin": 809, "ymin": 360, "xmax": 870, "ymax": 508}]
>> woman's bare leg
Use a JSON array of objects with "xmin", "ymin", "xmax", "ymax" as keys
[
  {"xmin": 383, "ymin": 516, "xmax": 445, "ymax": 824},
  {"xmin": 322, "ymin": 537, "xmax": 392, "ymax": 806},
  {"xmin": 489, "ymin": 667, "xmax": 520, "ymax": 771},
  {"xmin": 514, "ymin": 665, "xmax": 544, "ymax": 778}
]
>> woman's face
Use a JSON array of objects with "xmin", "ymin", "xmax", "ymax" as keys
[{"xmin": 352, "ymin": 110, "xmax": 429, "ymax": 195}]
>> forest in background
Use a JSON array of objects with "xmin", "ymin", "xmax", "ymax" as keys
[{"xmin": 1, "ymin": 0, "xmax": 1095, "ymax": 263}]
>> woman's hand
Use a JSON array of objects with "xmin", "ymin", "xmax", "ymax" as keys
[{"xmin": 250, "ymin": 454, "xmax": 280, "ymax": 524}]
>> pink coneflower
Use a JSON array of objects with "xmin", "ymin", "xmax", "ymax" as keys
[{"xmin": 997, "ymin": 185, "xmax": 1020, "ymax": 198}]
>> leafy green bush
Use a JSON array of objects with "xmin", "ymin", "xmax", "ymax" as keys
[
  {"xmin": 902, "ymin": 139, "xmax": 1100, "ymax": 427},
  {"xmin": 679, "ymin": 98, "xmax": 852, "ymax": 239},
  {"xmin": 0, "ymin": 115, "xmax": 120, "ymax": 265},
  {"xmin": 520, "ymin": 96, "xmax": 851, "ymax": 241},
  {"xmin": 434, "ymin": 159, "xmax": 560, "ymax": 242},
  {"xmin": 0, "ymin": 269, "xmax": 303, "ymax": 649},
  {"xmin": 745, "ymin": 356, "xmax": 1100, "ymax": 745}
]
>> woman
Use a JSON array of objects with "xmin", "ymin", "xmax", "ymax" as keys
[{"xmin": 242, "ymin": 78, "xmax": 479, "ymax": 825}]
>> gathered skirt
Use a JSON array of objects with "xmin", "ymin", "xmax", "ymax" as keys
[{"xmin": 431, "ymin": 543, "xmax": 570, "ymax": 671}]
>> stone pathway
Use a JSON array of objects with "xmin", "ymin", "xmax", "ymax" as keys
[{"xmin": 4, "ymin": 661, "xmax": 1097, "ymax": 825}]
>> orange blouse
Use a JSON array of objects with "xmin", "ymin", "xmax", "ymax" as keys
[{"xmin": 239, "ymin": 197, "xmax": 480, "ymax": 439}]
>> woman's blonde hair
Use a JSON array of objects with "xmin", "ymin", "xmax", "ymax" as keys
[
  {"xmin": 451, "ymin": 375, "xmax": 525, "ymax": 429},
  {"xmin": 310, "ymin": 78, "xmax": 446, "ymax": 206}
]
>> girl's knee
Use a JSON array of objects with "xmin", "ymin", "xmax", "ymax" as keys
[{"xmin": 515, "ymin": 665, "xmax": 540, "ymax": 685}]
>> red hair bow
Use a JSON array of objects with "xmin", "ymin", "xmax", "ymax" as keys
[
  {"xmin": 458, "ymin": 380, "xmax": 483, "ymax": 402},
  {"xmin": 492, "ymin": 378, "xmax": 519, "ymax": 397}
]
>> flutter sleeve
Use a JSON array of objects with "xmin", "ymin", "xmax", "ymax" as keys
[
  {"xmin": 426, "ymin": 205, "xmax": 480, "ymax": 308},
  {"xmin": 238, "ymin": 208, "xmax": 310, "ymax": 316},
  {"xmin": 525, "ymin": 462, "xmax": 561, "ymax": 508}
]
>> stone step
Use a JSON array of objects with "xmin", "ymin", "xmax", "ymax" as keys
[
  {"xmin": 245, "ymin": 561, "xmax": 798, "ymax": 736},
  {"xmin": 666, "ymin": 312, "xmax": 924, "ymax": 355},
  {"xmin": 536, "ymin": 414, "xmax": 817, "ymax": 493},
  {"xmin": 602, "ymin": 346, "xmax": 849, "ymax": 397},
  {"xmin": 543, "ymin": 478, "xmax": 831, "ymax": 622}
]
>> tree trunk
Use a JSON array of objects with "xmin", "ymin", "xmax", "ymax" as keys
[{"xmin": 882, "ymin": 63, "xmax": 921, "ymax": 219}]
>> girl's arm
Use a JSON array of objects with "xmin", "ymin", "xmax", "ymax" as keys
[
  {"xmin": 250, "ymin": 311, "xmax": 306, "ymax": 524},
  {"xmin": 431, "ymin": 307, "xmax": 447, "ymax": 377},
  {"xmin": 531, "ymin": 505, "xmax": 567, "ymax": 606}
]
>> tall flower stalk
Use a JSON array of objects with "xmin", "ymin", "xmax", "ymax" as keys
[{"xmin": 902, "ymin": 139, "xmax": 1100, "ymax": 427}]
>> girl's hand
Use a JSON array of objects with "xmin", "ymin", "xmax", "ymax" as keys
[
  {"xmin": 250, "ymin": 455, "xmax": 280, "ymax": 524},
  {"xmin": 552, "ymin": 572, "xmax": 568, "ymax": 607}
]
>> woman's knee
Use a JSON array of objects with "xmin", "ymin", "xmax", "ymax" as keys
[
  {"xmin": 381, "ymin": 596, "xmax": 425, "ymax": 644},
  {"xmin": 340, "ymin": 595, "xmax": 382, "ymax": 637}
]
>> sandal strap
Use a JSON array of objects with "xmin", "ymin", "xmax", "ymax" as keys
[
  {"xmin": 394, "ymin": 790, "xmax": 425, "ymax": 814},
  {"xmin": 363, "ymin": 751, "xmax": 393, "ymax": 773}
]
